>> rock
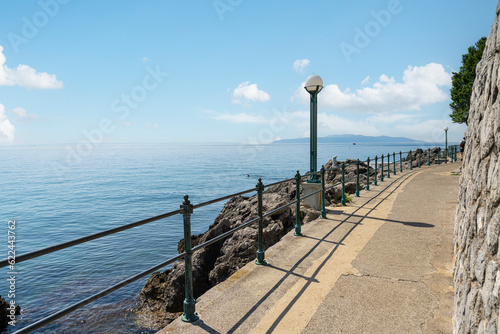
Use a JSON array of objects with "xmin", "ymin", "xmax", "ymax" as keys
[
  {"xmin": 402, "ymin": 147, "xmax": 445, "ymax": 168},
  {"xmin": 323, "ymin": 158, "xmax": 374, "ymax": 200},
  {"xmin": 453, "ymin": 3, "xmax": 500, "ymax": 332},
  {"xmin": 0, "ymin": 296, "xmax": 20, "ymax": 332}
]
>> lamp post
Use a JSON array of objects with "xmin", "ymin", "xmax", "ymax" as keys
[
  {"xmin": 444, "ymin": 127, "xmax": 449, "ymax": 164},
  {"xmin": 304, "ymin": 74, "xmax": 323, "ymax": 183}
]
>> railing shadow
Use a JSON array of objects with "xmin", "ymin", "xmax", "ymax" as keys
[
  {"xmin": 264, "ymin": 264, "xmax": 320, "ymax": 283},
  {"xmin": 299, "ymin": 235, "xmax": 345, "ymax": 245},
  {"xmin": 347, "ymin": 214, "xmax": 435, "ymax": 228},
  {"xmin": 191, "ymin": 319, "xmax": 222, "ymax": 334}
]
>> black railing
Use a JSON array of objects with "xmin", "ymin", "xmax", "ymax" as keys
[{"xmin": 1, "ymin": 145, "xmax": 459, "ymax": 333}]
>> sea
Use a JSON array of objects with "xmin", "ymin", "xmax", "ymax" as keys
[{"xmin": 0, "ymin": 142, "xmax": 449, "ymax": 333}]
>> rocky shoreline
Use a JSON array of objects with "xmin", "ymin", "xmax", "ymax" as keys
[
  {"xmin": 138, "ymin": 150, "xmax": 445, "ymax": 329},
  {"xmin": 0, "ymin": 296, "xmax": 20, "ymax": 333}
]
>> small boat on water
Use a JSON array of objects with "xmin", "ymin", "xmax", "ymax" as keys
[{"xmin": 353, "ymin": 143, "xmax": 356, "ymax": 145}]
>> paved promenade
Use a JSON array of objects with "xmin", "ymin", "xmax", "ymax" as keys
[{"xmin": 160, "ymin": 163, "xmax": 459, "ymax": 334}]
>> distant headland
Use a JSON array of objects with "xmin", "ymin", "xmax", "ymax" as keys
[{"xmin": 272, "ymin": 134, "xmax": 425, "ymax": 144}]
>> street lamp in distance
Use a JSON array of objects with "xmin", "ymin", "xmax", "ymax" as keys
[
  {"xmin": 444, "ymin": 127, "xmax": 448, "ymax": 151},
  {"xmin": 304, "ymin": 74, "xmax": 323, "ymax": 183},
  {"xmin": 444, "ymin": 127, "xmax": 449, "ymax": 164}
]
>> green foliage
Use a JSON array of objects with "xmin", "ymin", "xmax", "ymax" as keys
[
  {"xmin": 449, "ymin": 37, "xmax": 487, "ymax": 124},
  {"xmin": 333, "ymin": 192, "xmax": 352, "ymax": 203}
]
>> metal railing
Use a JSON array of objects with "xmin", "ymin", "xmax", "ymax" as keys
[{"xmin": 0, "ymin": 145, "xmax": 458, "ymax": 333}]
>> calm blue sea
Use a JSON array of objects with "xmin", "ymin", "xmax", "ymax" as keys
[{"xmin": 0, "ymin": 142, "xmax": 447, "ymax": 333}]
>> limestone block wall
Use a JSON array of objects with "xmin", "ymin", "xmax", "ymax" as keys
[{"xmin": 453, "ymin": 2, "xmax": 500, "ymax": 333}]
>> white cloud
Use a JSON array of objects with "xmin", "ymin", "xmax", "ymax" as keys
[
  {"xmin": 293, "ymin": 59, "xmax": 310, "ymax": 73},
  {"xmin": 142, "ymin": 57, "xmax": 151, "ymax": 63},
  {"xmin": 361, "ymin": 76, "xmax": 370, "ymax": 85},
  {"xmin": 317, "ymin": 113, "xmax": 380, "ymax": 137},
  {"xmin": 9, "ymin": 107, "xmax": 40, "ymax": 121},
  {"xmin": 292, "ymin": 63, "xmax": 451, "ymax": 114},
  {"xmin": 396, "ymin": 119, "xmax": 467, "ymax": 143},
  {"xmin": 9, "ymin": 107, "xmax": 27, "ymax": 118},
  {"xmin": 366, "ymin": 113, "xmax": 420, "ymax": 124},
  {"xmin": 0, "ymin": 104, "xmax": 15, "ymax": 143},
  {"xmin": 146, "ymin": 123, "xmax": 158, "ymax": 129},
  {"xmin": 286, "ymin": 110, "xmax": 380, "ymax": 138},
  {"xmin": 204, "ymin": 109, "xmax": 268, "ymax": 124},
  {"xmin": 0, "ymin": 45, "xmax": 63, "ymax": 89},
  {"xmin": 232, "ymin": 81, "xmax": 271, "ymax": 104}
]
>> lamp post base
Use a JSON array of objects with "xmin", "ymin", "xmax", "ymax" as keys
[
  {"xmin": 302, "ymin": 182, "xmax": 322, "ymax": 210},
  {"xmin": 181, "ymin": 300, "xmax": 199, "ymax": 322},
  {"xmin": 305, "ymin": 177, "xmax": 321, "ymax": 183},
  {"xmin": 255, "ymin": 251, "xmax": 267, "ymax": 265}
]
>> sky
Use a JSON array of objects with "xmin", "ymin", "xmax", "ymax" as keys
[{"xmin": 0, "ymin": 0, "xmax": 497, "ymax": 146}]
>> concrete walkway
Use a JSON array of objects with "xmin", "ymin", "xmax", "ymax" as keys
[{"xmin": 159, "ymin": 163, "xmax": 459, "ymax": 334}]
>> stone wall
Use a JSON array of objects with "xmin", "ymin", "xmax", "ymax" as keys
[{"xmin": 453, "ymin": 2, "xmax": 500, "ymax": 333}]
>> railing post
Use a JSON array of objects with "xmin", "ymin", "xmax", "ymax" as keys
[
  {"xmin": 321, "ymin": 166, "xmax": 326, "ymax": 219},
  {"xmin": 355, "ymin": 159, "xmax": 360, "ymax": 197},
  {"xmin": 294, "ymin": 171, "xmax": 302, "ymax": 236},
  {"xmin": 399, "ymin": 151, "xmax": 402, "ymax": 172},
  {"xmin": 366, "ymin": 157, "xmax": 370, "ymax": 190},
  {"xmin": 418, "ymin": 150, "xmax": 421, "ymax": 168},
  {"xmin": 387, "ymin": 153, "xmax": 390, "ymax": 179},
  {"xmin": 255, "ymin": 178, "xmax": 267, "ymax": 265},
  {"xmin": 437, "ymin": 148, "xmax": 441, "ymax": 165},
  {"xmin": 341, "ymin": 162, "xmax": 346, "ymax": 206},
  {"xmin": 410, "ymin": 150, "xmax": 413, "ymax": 170},
  {"xmin": 445, "ymin": 148, "xmax": 448, "ymax": 164},
  {"xmin": 180, "ymin": 195, "xmax": 199, "ymax": 323},
  {"xmin": 381, "ymin": 154, "xmax": 384, "ymax": 182},
  {"xmin": 454, "ymin": 146, "xmax": 457, "ymax": 162},
  {"xmin": 428, "ymin": 148, "xmax": 430, "ymax": 166},
  {"xmin": 393, "ymin": 152, "xmax": 396, "ymax": 175},
  {"xmin": 374, "ymin": 155, "xmax": 378, "ymax": 186}
]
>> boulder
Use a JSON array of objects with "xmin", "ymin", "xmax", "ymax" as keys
[
  {"xmin": 402, "ymin": 147, "xmax": 446, "ymax": 168},
  {"xmin": 0, "ymin": 296, "xmax": 20, "ymax": 332}
]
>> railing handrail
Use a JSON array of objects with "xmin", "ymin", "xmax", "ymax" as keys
[
  {"xmin": 15, "ymin": 251, "xmax": 187, "ymax": 333},
  {"xmin": 0, "ymin": 208, "xmax": 181, "ymax": 268},
  {"xmin": 0, "ymin": 187, "xmax": 260, "ymax": 268},
  {"xmin": 10, "ymin": 145, "xmax": 455, "ymax": 333}
]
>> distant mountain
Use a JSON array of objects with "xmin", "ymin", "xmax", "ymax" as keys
[{"xmin": 273, "ymin": 134, "xmax": 425, "ymax": 144}]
